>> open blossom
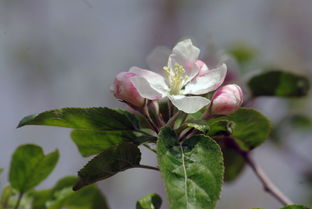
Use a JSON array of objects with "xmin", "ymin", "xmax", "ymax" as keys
[
  {"xmin": 113, "ymin": 72, "xmax": 145, "ymax": 107},
  {"xmin": 211, "ymin": 84, "xmax": 243, "ymax": 115},
  {"xmin": 129, "ymin": 39, "xmax": 227, "ymax": 113}
]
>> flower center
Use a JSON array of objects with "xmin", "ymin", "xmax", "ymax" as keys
[{"xmin": 163, "ymin": 63, "xmax": 188, "ymax": 95}]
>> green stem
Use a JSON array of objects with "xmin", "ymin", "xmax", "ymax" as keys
[
  {"xmin": 13, "ymin": 193, "xmax": 23, "ymax": 209},
  {"xmin": 135, "ymin": 129, "xmax": 155, "ymax": 137}
]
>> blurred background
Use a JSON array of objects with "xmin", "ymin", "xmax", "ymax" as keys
[{"xmin": 1, "ymin": 0, "xmax": 312, "ymax": 208}]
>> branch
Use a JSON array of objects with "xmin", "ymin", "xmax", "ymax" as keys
[
  {"xmin": 218, "ymin": 136, "xmax": 294, "ymax": 206},
  {"xmin": 242, "ymin": 152, "xmax": 293, "ymax": 205}
]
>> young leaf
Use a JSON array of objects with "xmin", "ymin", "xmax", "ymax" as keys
[
  {"xmin": 9, "ymin": 144, "xmax": 59, "ymax": 193},
  {"xmin": 228, "ymin": 44, "xmax": 256, "ymax": 66},
  {"xmin": 0, "ymin": 186, "xmax": 15, "ymax": 208},
  {"xmin": 185, "ymin": 120, "xmax": 210, "ymax": 133},
  {"xmin": 32, "ymin": 176, "xmax": 110, "ymax": 209},
  {"xmin": 136, "ymin": 193, "xmax": 162, "ymax": 209},
  {"xmin": 71, "ymin": 130, "xmax": 136, "ymax": 157},
  {"xmin": 74, "ymin": 142, "xmax": 141, "ymax": 190},
  {"xmin": 157, "ymin": 127, "xmax": 224, "ymax": 209},
  {"xmin": 209, "ymin": 108, "xmax": 271, "ymax": 151},
  {"xmin": 248, "ymin": 70, "xmax": 310, "ymax": 97},
  {"xmin": 17, "ymin": 107, "xmax": 139, "ymax": 131}
]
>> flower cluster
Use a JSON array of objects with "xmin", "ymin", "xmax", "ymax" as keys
[{"xmin": 112, "ymin": 39, "xmax": 243, "ymax": 115}]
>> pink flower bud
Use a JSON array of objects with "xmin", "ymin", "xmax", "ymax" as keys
[
  {"xmin": 211, "ymin": 84, "xmax": 243, "ymax": 115},
  {"xmin": 113, "ymin": 72, "xmax": 145, "ymax": 107}
]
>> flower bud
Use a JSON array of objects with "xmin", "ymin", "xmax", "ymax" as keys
[
  {"xmin": 113, "ymin": 72, "xmax": 145, "ymax": 107},
  {"xmin": 211, "ymin": 84, "xmax": 243, "ymax": 115}
]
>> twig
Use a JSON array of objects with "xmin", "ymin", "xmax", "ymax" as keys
[
  {"xmin": 242, "ymin": 152, "xmax": 294, "ymax": 206},
  {"xmin": 219, "ymin": 136, "xmax": 294, "ymax": 206},
  {"xmin": 136, "ymin": 164, "xmax": 159, "ymax": 171}
]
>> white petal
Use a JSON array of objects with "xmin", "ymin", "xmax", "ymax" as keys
[
  {"xmin": 172, "ymin": 39, "xmax": 200, "ymax": 63},
  {"xmin": 183, "ymin": 64, "xmax": 227, "ymax": 95},
  {"xmin": 168, "ymin": 39, "xmax": 200, "ymax": 81},
  {"xmin": 168, "ymin": 95, "xmax": 210, "ymax": 114},
  {"xmin": 146, "ymin": 46, "xmax": 171, "ymax": 72},
  {"xmin": 130, "ymin": 76, "xmax": 165, "ymax": 100},
  {"xmin": 129, "ymin": 67, "xmax": 169, "ymax": 93}
]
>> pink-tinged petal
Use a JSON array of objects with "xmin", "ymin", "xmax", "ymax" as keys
[
  {"xmin": 130, "ymin": 76, "xmax": 165, "ymax": 100},
  {"xmin": 168, "ymin": 95, "xmax": 210, "ymax": 114},
  {"xmin": 168, "ymin": 39, "xmax": 200, "ymax": 80},
  {"xmin": 211, "ymin": 84, "xmax": 243, "ymax": 115},
  {"xmin": 172, "ymin": 39, "xmax": 200, "ymax": 63},
  {"xmin": 146, "ymin": 46, "xmax": 171, "ymax": 72},
  {"xmin": 195, "ymin": 60, "xmax": 209, "ymax": 77},
  {"xmin": 183, "ymin": 63, "xmax": 227, "ymax": 95},
  {"xmin": 129, "ymin": 66, "xmax": 169, "ymax": 93},
  {"xmin": 113, "ymin": 72, "xmax": 145, "ymax": 107}
]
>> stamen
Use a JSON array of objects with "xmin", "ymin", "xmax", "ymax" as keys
[{"xmin": 163, "ymin": 63, "xmax": 188, "ymax": 95}]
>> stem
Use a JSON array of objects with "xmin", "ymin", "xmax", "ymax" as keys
[
  {"xmin": 167, "ymin": 100, "xmax": 173, "ymax": 118},
  {"xmin": 166, "ymin": 111, "xmax": 181, "ymax": 128},
  {"xmin": 14, "ymin": 192, "xmax": 23, "ymax": 209},
  {"xmin": 242, "ymin": 152, "xmax": 293, "ymax": 206},
  {"xmin": 139, "ymin": 103, "xmax": 159, "ymax": 133},
  {"xmin": 143, "ymin": 144, "xmax": 157, "ymax": 153},
  {"xmin": 135, "ymin": 129, "xmax": 155, "ymax": 137},
  {"xmin": 179, "ymin": 113, "xmax": 188, "ymax": 127},
  {"xmin": 136, "ymin": 164, "xmax": 159, "ymax": 171},
  {"xmin": 218, "ymin": 136, "xmax": 294, "ymax": 206},
  {"xmin": 179, "ymin": 127, "xmax": 195, "ymax": 142}
]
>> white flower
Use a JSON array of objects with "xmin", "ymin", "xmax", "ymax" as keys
[{"xmin": 130, "ymin": 39, "xmax": 227, "ymax": 113}]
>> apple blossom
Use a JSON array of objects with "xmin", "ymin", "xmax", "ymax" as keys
[
  {"xmin": 113, "ymin": 72, "xmax": 145, "ymax": 107},
  {"xmin": 130, "ymin": 39, "xmax": 227, "ymax": 113},
  {"xmin": 211, "ymin": 84, "xmax": 243, "ymax": 115}
]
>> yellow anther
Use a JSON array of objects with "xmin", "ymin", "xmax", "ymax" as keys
[{"xmin": 163, "ymin": 63, "xmax": 188, "ymax": 95}]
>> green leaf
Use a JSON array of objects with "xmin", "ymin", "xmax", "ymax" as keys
[
  {"xmin": 248, "ymin": 70, "xmax": 310, "ymax": 97},
  {"xmin": 136, "ymin": 193, "xmax": 162, "ymax": 209},
  {"xmin": 157, "ymin": 127, "xmax": 224, "ymax": 209},
  {"xmin": 31, "ymin": 189, "xmax": 53, "ymax": 209},
  {"xmin": 74, "ymin": 142, "xmax": 141, "ymax": 190},
  {"xmin": 71, "ymin": 130, "xmax": 137, "ymax": 157},
  {"xmin": 9, "ymin": 144, "xmax": 59, "ymax": 193},
  {"xmin": 216, "ymin": 137, "xmax": 245, "ymax": 182},
  {"xmin": 17, "ymin": 107, "xmax": 139, "ymax": 131},
  {"xmin": 209, "ymin": 108, "xmax": 271, "ymax": 151},
  {"xmin": 185, "ymin": 120, "xmax": 210, "ymax": 133},
  {"xmin": 228, "ymin": 44, "xmax": 256, "ymax": 66},
  {"xmin": 208, "ymin": 120, "xmax": 235, "ymax": 136},
  {"xmin": 0, "ymin": 186, "xmax": 15, "ymax": 208},
  {"xmin": 62, "ymin": 185, "xmax": 109, "ymax": 209},
  {"xmin": 279, "ymin": 206, "xmax": 310, "ymax": 209},
  {"xmin": 32, "ymin": 176, "xmax": 110, "ymax": 209}
]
